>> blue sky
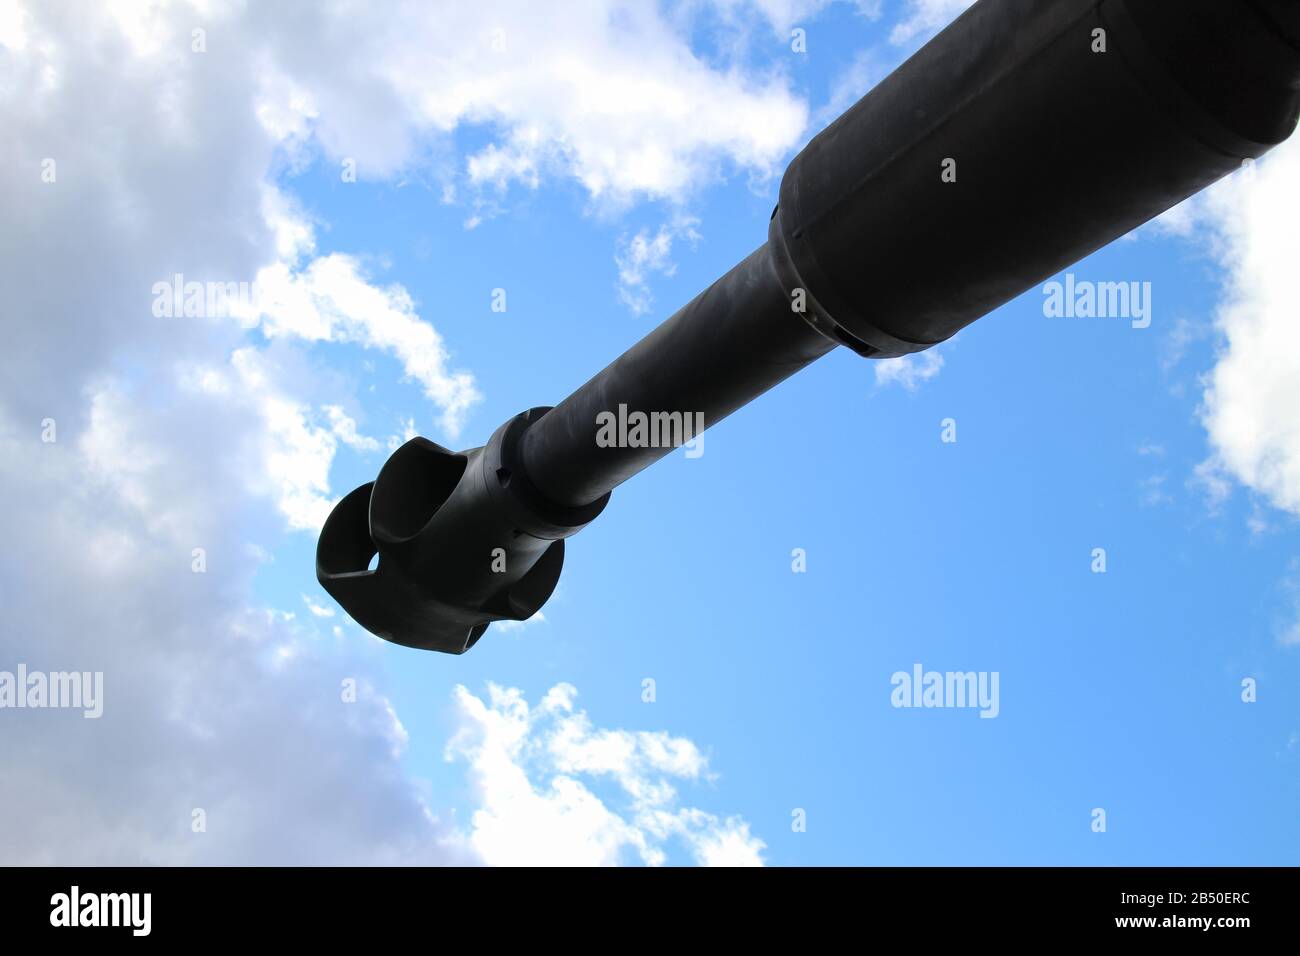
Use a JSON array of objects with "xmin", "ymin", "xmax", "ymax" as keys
[{"xmin": 4, "ymin": 0, "xmax": 1299, "ymax": 865}]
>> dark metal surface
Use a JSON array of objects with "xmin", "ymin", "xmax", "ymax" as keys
[
  {"xmin": 775, "ymin": 0, "xmax": 1300, "ymax": 353},
  {"xmin": 518, "ymin": 244, "xmax": 835, "ymax": 509}
]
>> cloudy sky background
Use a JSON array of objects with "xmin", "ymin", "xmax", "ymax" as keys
[{"xmin": 2, "ymin": 0, "xmax": 1299, "ymax": 865}]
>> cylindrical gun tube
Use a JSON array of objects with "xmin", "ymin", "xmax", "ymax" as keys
[{"xmin": 519, "ymin": 244, "xmax": 835, "ymax": 508}]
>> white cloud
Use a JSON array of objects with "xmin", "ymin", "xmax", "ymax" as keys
[
  {"xmin": 323, "ymin": 405, "xmax": 381, "ymax": 453},
  {"xmin": 615, "ymin": 218, "xmax": 701, "ymax": 315},
  {"xmin": 890, "ymin": 0, "xmax": 975, "ymax": 45},
  {"xmin": 447, "ymin": 683, "xmax": 766, "ymax": 866},
  {"xmin": 303, "ymin": 595, "xmax": 336, "ymax": 618},
  {"xmin": 1149, "ymin": 195, "xmax": 1202, "ymax": 240},
  {"xmin": 0, "ymin": 391, "xmax": 473, "ymax": 864},
  {"xmin": 0, "ymin": 0, "xmax": 469, "ymax": 862},
  {"xmin": 181, "ymin": 348, "xmax": 341, "ymax": 532},
  {"xmin": 246, "ymin": 1, "xmax": 808, "ymax": 205},
  {"xmin": 0, "ymin": 0, "xmax": 788, "ymax": 864},
  {"xmin": 874, "ymin": 349, "xmax": 945, "ymax": 391},
  {"xmin": 251, "ymin": 244, "xmax": 480, "ymax": 440},
  {"xmin": 0, "ymin": 0, "xmax": 28, "ymax": 49},
  {"xmin": 1192, "ymin": 140, "xmax": 1300, "ymax": 517}
]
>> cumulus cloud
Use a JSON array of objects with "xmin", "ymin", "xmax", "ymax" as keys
[
  {"xmin": 0, "ymin": 0, "xmax": 784, "ymax": 864},
  {"xmin": 1191, "ymin": 141, "xmax": 1300, "ymax": 518},
  {"xmin": 178, "ymin": 347, "xmax": 346, "ymax": 532},
  {"xmin": 0, "ymin": 388, "xmax": 470, "ymax": 864},
  {"xmin": 1151, "ymin": 134, "xmax": 1300, "ymax": 645},
  {"xmin": 1, "ymin": 379, "xmax": 760, "ymax": 865},
  {"xmin": 447, "ymin": 683, "xmax": 765, "ymax": 866},
  {"xmin": 244, "ymin": 0, "xmax": 808, "ymax": 204},
  {"xmin": 252, "ymin": 252, "xmax": 480, "ymax": 438},
  {"xmin": 874, "ymin": 349, "xmax": 945, "ymax": 391},
  {"xmin": 1115, "ymin": 144, "xmax": 1300, "ymax": 523}
]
